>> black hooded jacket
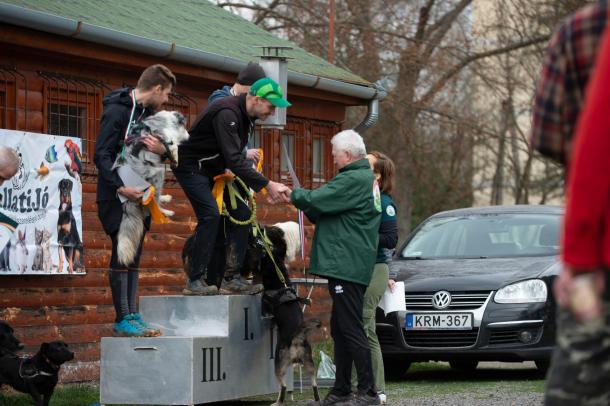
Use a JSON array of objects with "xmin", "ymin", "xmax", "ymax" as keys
[
  {"xmin": 177, "ymin": 94, "xmax": 268, "ymax": 192},
  {"xmin": 94, "ymin": 88, "xmax": 153, "ymax": 202}
]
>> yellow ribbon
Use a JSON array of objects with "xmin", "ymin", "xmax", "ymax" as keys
[
  {"xmin": 142, "ymin": 186, "xmax": 170, "ymax": 224},
  {"xmin": 256, "ymin": 148, "xmax": 267, "ymax": 196},
  {"xmin": 212, "ymin": 172, "xmax": 236, "ymax": 214}
]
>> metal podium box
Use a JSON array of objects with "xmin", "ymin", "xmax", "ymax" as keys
[{"xmin": 100, "ymin": 295, "xmax": 291, "ymax": 405}]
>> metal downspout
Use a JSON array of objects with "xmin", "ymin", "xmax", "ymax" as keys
[{"xmin": 354, "ymin": 79, "xmax": 386, "ymax": 134}]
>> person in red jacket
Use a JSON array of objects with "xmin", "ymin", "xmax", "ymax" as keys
[{"xmin": 545, "ymin": 23, "xmax": 610, "ymax": 406}]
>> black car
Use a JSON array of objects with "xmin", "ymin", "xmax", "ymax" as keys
[{"xmin": 377, "ymin": 205, "xmax": 562, "ymax": 377}]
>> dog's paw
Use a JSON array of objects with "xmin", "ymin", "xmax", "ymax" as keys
[
  {"xmin": 160, "ymin": 194, "xmax": 172, "ymax": 203},
  {"xmin": 270, "ymin": 402, "xmax": 284, "ymax": 406},
  {"xmin": 160, "ymin": 208, "xmax": 175, "ymax": 217}
]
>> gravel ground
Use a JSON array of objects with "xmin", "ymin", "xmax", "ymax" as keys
[{"xmin": 392, "ymin": 391, "xmax": 543, "ymax": 405}]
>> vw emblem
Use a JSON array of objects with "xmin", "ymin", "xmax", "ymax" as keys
[{"xmin": 432, "ymin": 291, "xmax": 452, "ymax": 309}]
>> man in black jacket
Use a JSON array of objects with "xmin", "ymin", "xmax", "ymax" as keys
[
  {"xmin": 94, "ymin": 64, "xmax": 175, "ymax": 337},
  {"xmin": 175, "ymin": 77, "xmax": 291, "ymax": 295}
]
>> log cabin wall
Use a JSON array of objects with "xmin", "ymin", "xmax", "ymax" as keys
[{"xmin": 0, "ymin": 24, "xmax": 355, "ymax": 382}]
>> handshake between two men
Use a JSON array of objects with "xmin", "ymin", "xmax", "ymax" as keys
[{"xmin": 265, "ymin": 180, "xmax": 292, "ymax": 205}]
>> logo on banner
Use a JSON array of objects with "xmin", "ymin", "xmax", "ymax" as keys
[{"xmin": 0, "ymin": 129, "xmax": 85, "ymax": 275}]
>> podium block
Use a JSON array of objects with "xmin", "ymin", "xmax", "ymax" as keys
[{"xmin": 100, "ymin": 295, "xmax": 291, "ymax": 405}]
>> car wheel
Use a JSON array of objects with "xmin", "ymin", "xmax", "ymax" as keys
[
  {"xmin": 383, "ymin": 357, "xmax": 411, "ymax": 380},
  {"xmin": 535, "ymin": 359, "xmax": 550, "ymax": 375},
  {"xmin": 449, "ymin": 360, "xmax": 479, "ymax": 371}
]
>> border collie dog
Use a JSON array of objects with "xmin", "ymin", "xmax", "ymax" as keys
[{"xmin": 112, "ymin": 111, "xmax": 189, "ymax": 266}]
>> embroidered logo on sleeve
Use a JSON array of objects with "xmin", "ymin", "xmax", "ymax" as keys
[
  {"xmin": 386, "ymin": 205, "xmax": 396, "ymax": 217},
  {"xmin": 334, "ymin": 285, "xmax": 344, "ymax": 294}
]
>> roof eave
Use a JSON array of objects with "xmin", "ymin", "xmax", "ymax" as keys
[{"xmin": 0, "ymin": 2, "xmax": 387, "ymax": 102}]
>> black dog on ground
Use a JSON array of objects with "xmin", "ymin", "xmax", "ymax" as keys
[
  {"xmin": 0, "ymin": 321, "xmax": 23, "ymax": 356},
  {"xmin": 0, "ymin": 341, "xmax": 74, "ymax": 406},
  {"xmin": 243, "ymin": 222, "xmax": 322, "ymax": 406}
]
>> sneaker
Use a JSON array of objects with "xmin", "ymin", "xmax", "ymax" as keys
[
  {"xmin": 220, "ymin": 276, "xmax": 264, "ymax": 295},
  {"xmin": 340, "ymin": 392, "xmax": 380, "ymax": 406},
  {"xmin": 307, "ymin": 392, "xmax": 353, "ymax": 406},
  {"xmin": 183, "ymin": 278, "xmax": 219, "ymax": 296},
  {"xmin": 378, "ymin": 393, "xmax": 386, "ymax": 405},
  {"xmin": 127, "ymin": 313, "xmax": 162, "ymax": 337},
  {"xmin": 113, "ymin": 318, "xmax": 145, "ymax": 337}
]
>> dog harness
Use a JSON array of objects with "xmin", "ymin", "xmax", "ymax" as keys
[{"xmin": 18, "ymin": 356, "xmax": 56, "ymax": 379}]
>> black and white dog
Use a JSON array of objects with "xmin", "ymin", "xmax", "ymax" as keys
[
  {"xmin": 112, "ymin": 111, "xmax": 189, "ymax": 266},
  {"xmin": 243, "ymin": 221, "xmax": 322, "ymax": 406}
]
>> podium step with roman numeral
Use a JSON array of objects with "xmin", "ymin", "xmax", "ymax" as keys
[{"xmin": 100, "ymin": 295, "xmax": 291, "ymax": 405}]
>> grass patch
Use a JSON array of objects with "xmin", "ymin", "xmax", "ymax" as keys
[
  {"xmin": 0, "ymin": 384, "xmax": 99, "ymax": 406},
  {"xmin": 0, "ymin": 361, "xmax": 545, "ymax": 405}
]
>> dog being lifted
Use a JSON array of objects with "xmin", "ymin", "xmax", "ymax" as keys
[
  {"xmin": 112, "ymin": 110, "xmax": 189, "ymax": 266},
  {"xmin": 0, "ymin": 340, "xmax": 74, "ymax": 406},
  {"xmin": 242, "ymin": 221, "xmax": 322, "ymax": 406}
]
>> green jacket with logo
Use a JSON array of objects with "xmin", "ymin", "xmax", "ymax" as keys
[{"xmin": 291, "ymin": 158, "xmax": 381, "ymax": 286}]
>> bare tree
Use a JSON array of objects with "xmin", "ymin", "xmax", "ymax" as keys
[{"xmin": 217, "ymin": 0, "xmax": 587, "ymax": 238}]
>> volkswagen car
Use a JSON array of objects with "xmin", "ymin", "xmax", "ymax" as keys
[{"xmin": 377, "ymin": 205, "xmax": 562, "ymax": 377}]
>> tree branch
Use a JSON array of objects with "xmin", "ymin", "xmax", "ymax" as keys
[{"xmin": 418, "ymin": 34, "xmax": 550, "ymax": 106}]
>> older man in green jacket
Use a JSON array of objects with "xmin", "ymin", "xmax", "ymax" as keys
[{"xmin": 292, "ymin": 130, "xmax": 382, "ymax": 406}]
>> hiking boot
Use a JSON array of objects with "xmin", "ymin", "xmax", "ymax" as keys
[
  {"xmin": 220, "ymin": 276, "xmax": 264, "ymax": 295},
  {"xmin": 183, "ymin": 278, "xmax": 219, "ymax": 296},
  {"xmin": 307, "ymin": 392, "xmax": 353, "ymax": 406},
  {"xmin": 113, "ymin": 318, "xmax": 145, "ymax": 337},
  {"xmin": 127, "ymin": 313, "xmax": 162, "ymax": 337},
  {"xmin": 339, "ymin": 392, "xmax": 380, "ymax": 406}
]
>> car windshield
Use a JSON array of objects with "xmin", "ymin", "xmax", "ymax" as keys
[{"xmin": 401, "ymin": 213, "xmax": 560, "ymax": 259}]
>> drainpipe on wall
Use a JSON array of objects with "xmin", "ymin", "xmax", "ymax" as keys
[{"xmin": 354, "ymin": 79, "xmax": 387, "ymax": 134}]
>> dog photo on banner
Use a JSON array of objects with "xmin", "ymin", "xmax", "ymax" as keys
[{"xmin": 0, "ymin": 129, "xmax": 85, "ymax": 275}]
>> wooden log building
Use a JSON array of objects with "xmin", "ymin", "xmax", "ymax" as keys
[{"xmin": 0, "ymin": 0, "xmax": 384, "ymax": 382}]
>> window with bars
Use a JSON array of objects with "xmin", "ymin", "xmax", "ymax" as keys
[
  {"xmin": 40, "ymin": 71, "xmax": 110, "ymax": 163},
  {"xmin": 47, "ymin": 103, "xmax": 88, "ymax": 139},
  {"xmin": 312, "ymin": 136, "xmax": 325, "ymax": 183}
]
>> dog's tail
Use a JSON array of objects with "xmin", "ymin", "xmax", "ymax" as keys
[
  {"xmin": 117, "ymin": 202, "xmax": 145, "ymax": 266},
  {"xmin": 272, "ymin": 221, "xmax": 300, "ymax": 263}
]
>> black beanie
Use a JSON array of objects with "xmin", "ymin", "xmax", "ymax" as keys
[{"xmin": 236, "ymin": 62, "xmax": 266, "ymax": 86}]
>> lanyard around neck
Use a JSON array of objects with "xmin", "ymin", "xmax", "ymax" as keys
[{"xmin": 121, "ymin": 90, "xmax": 138, "ymax": 161}]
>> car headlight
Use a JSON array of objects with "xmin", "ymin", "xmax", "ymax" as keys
[{"xmin": 494, "ymin": 279, "xmax": 547, "ymax": 303}]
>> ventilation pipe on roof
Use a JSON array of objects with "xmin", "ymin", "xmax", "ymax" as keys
[
  {"xmin": 354, "ymin": 79, "xmax": 387, "ymax": 135},
  {"xmin": 257, "ymin": 46, "xmax": 291, "ymax": 129}
]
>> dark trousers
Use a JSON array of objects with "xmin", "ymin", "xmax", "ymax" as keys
[
  {"xmin": 174, "ymin": 168, "xmax": 250, "ymax": 282},
  {"xmin": 328, "ymin": 278, "xmax": 374, "ymax": 396},
  {"xmin": 173, "ymin": 169, "xmax": 220, "ymax": 281},
  {"xmin": 545, "ymin": 273, "xmax": 610, "ymax": 405}
]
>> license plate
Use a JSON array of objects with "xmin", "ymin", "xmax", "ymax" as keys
[{"xmin": 405, "ymin": 313, "xmax": 473, "ymax": 330}]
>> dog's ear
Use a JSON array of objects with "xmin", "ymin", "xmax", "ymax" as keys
[
  {"xmin": 173, "ymin": 111, "xmax": 187, "ymax": 126},
  {"xmin": 41, "ymin": 342, "xmax": 50, "ymax": 354}
]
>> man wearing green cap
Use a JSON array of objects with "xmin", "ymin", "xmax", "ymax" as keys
[{"xmin": 174, "ymin": 77, "xmax": 292, "ymax": 295}]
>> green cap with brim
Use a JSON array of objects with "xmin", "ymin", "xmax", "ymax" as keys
[{"xmin": 249, "ymin": 77, "xmax": 292, "ymax": 108}]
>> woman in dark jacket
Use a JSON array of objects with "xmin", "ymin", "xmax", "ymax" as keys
[{"xmin": 357, "ymin": 151, "xmax": 397, "ymax": 404}]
